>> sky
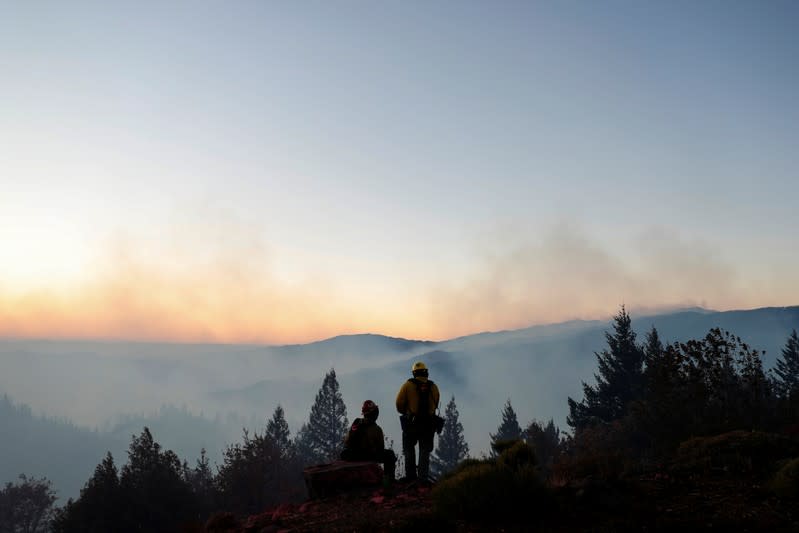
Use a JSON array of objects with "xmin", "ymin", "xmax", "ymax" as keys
[{"xmin": 1, "ymin": 1, "xmax": 797, "ymax": 344}]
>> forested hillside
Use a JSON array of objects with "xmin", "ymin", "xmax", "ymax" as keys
[{"xmin": 0, "ymin": 395, "xmax": 121, "ymax": 504}]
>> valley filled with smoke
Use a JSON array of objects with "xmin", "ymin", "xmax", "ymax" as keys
[{"xmin": 2, "ymin": 305, "xmax": 797, "ymax": 501}]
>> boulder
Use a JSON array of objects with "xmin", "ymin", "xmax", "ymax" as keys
[{"xmin": 303, "ymin": 460, "xmax": 383, "ymax": 499}]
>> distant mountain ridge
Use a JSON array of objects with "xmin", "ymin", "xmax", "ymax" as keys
[
  {"xmin": 272, "ymin": 333, "xmax": 435, "ymax": 359},
  {"xmin": 1, "ymin": 304, "xmax": 797, "ymax": 501},
  {"xmin": 214, "ymin": 305, "xmax": 798, "ymax": 455},
  {"xmin": 264, "ymin": 305, "xmax": 796, "ymax": 353}
]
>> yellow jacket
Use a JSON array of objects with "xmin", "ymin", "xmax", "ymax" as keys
[{"xmin": 396, "ymin": 376, "xmax": 440, "ymax": 416}]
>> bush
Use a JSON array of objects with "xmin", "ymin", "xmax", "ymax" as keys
[
  {"xmin": 433, "ymin": 463, "xmax": 509, "ymax": 520},
  {"xmin": 437, "ymin": 458, "xmax": 489, "ymax": 483},
  {"xmin": 673, "ymin": 431, "xmax": 799, "ymax": 478},
  {"xmin": 553, "ymin": 420, "xmax": 638, "ymax": 482},
  {"xmin": 497, "ymin": 440, "xmax": 537, "ymax": 472},
  {"xmin": 0, "ymin": 474, "xmax": 57, "ymax": 533},
  {"xmin": 770, "ymin": 458, "xmax": 799, "ymax": 500},
  {"xmin": 432, "ymin": 441, "xmax": 547, "ymax": 524},
  {"xmin": 490, "ymin": 438, "xmax": 522, "ymax": 457}
]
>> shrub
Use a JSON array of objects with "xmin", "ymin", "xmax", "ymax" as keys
[
  {"xmin": 673, "ymin": 431, "xmax": 799, "ymax": 478},
  {"xmin": 432, "ymin": 441, "xmax": 547, "ymax": 524},
  {"xmin": 770, "ymin": 458, "xmax": 799, "ymax": 500},
  {"xmin": 497, "ymin": 440, "xmax": 537, "ymax": 472},
  {"xmin": 553, "ymin": 420, "xmax": 638, "ymax": 482},
  {"xmin": 490, "ymin": 437, "xmax": 522, "ymax": 457},
  {"xmin": 433, "ymin": 463, "xmax": 508, "ymax": 520},
  {"xmin": 437, "ymin": 457, "xmax": 489, "ymax": 483}
]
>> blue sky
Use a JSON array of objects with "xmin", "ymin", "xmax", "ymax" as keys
[{"xmin": 1, "ymin": 1, "xmax": 797, "ymax": 342}]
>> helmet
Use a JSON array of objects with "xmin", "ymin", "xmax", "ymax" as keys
[
  {"xmin": 412, "ymin": 361, "xmax": 429, "ymax": 378},
  {"xmin": 361, "ymin": 400, "xmax": 379, "ymax": 420}
]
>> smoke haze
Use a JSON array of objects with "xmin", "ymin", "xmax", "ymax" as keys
[
  {"xmin": 1, "ymin": 220, "xmax": 796, "ymax": 343},
  {"xmin": 430, "ymin": 223, "xmax": 793, "ymax": 338}
]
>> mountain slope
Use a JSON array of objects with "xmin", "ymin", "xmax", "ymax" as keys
[
  {"xmin": 216, "ymin": 306, "xmax": 799, "ymax": 455},
  {"xmin": 1, "ymin": 304, "xmax": 796, "ymax": 496}
]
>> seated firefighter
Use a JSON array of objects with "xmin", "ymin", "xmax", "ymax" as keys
[{"xmin": 340, "ymin": 400, "xmax": 396, "ymax": 482}]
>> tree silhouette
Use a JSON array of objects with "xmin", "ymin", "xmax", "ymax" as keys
[
  {"xmin": 0, "ymin": 474, "xmax": 57, "ymax": 533},
  {"xmin": 490, "ymin": 399, "xmax": 522, "ymax": 455},
  {"xmin": 638, "ymin": 340, "xmax": 687, "ymax": 453},
  {"xmin": 52, "ymin": 453, "xmax": 121, "ymax": 533},
  {"xmin": 266, "ymin": 405, "xmax": 292, "ymax": 459},
  {"xmin": 735, "ymin": 334, "xmax": 771, "ymax": 429},
  {"xmin": 643, "ymin": 325, "xmax": 664, "ymax": 369},
  {"xmin": 118, "ymin": 427, "xmax": 196, "ymax": 532},
  {"xmin": 524, "ymin": 419, "xmax": 562, "ymax": 472},
  {"xmin": 681, "ymin": 329, "xmax": 772, "ymax": 434},
  {"xmin": 293, "ymin": 423, "xmax": 319, "ymax": 465},
  {"xmin": 774, "ymin": 329, "xmax": 799, "ymax": 400},
  {"xmin": 216, "ymin": 428, "xmax": 295, "ymax": 516},
  {"xmin": 431, "ymin": 396, "xmax": 469, "ymax": 478},
  {"xmin": 630, "ymin": 328, "xmax": 774, "ymax": 452},
  {"xmin": 188, "ymin": 448, "xmax": 216, "ymax": 520},
  {"xmin": 302, "ymin": 369, "xmax": 349, "ymax": 462},
  {"xmin": 568, "ymin": 305, "xmax": 645, "ymax": 430}
]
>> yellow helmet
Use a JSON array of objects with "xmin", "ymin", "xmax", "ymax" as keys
[{"xmin": 412, "ymin": 361, "xmax": 427, "ymax": 372}]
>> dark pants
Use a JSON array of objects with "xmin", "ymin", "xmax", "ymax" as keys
[
  {"xmin": 402, "ymin": 424, "xmax": 435, "ymax": 480},
  {"xmin": 340, "ymin": 448, "xmax": 397, "ymax": 481}
]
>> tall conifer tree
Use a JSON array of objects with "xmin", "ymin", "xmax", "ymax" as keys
[
  {"xmin": 490, "ymin": 399, "xmax": 522, "ymax": 455},
  {"xmin": 431, "ymin": 396, "xmax": 469, "ymax": 477},
  {"xmin": 643, "ymin": 325, "xmax": 664, "ymax": 369},
  {"xmin": 189, "ymin": 448, "xmax": 216, "ymax": 517},
  {"xmin": 302, "ymin": 369, "xmax": 348, "ymax": 461},
  {"xmin": 119, "ymin": 427, "xmax": 196, "ymax": 530},
  {"xmin": 525, "ymin": 419, "xmax": 562, "ymax": 471},
  {"xmin": 266, "ymin": 404, "xmax": 292, "ymax": 459},
  {"xmin": 774, "ymin": 329, "xmax": 799, "ymax": 400},
  {"xmin": 568, "ymin": 305, "xmax": 645, "ymax": 430},
  {"xmin": 293, "ymin": 423, "xmax": 317, "ymax": 465}
]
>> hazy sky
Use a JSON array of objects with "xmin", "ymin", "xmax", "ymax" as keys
[{"xmin": 1, "ymin": 1, "xmax": 797, "ymax": 343}]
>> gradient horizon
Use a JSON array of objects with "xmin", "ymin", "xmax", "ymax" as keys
[{"xmin": 2, "ymin": 2, "xmax": 797, "ymax": 344}]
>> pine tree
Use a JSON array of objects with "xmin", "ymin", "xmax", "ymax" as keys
[
  {"xmin": 664, "ymin": 329, "xmax": 769, "ymax": 437},
  {"xmin": 302, "ymin": 369, "xmax": 349, "ymax": 462},
  {"xmin": 568, "ymin": 305, "xmax": 645, "ymax": 430},
  {"xmin": 118, "ymin": 427, "xmax": 196, "ymax": 531},
  {"xmin": 640, "ymin": 326, "xmax": 683, "ymax": 433},
  {"xmin": 638, "ymin": 334, "xmax": 688, "ymax": 452},
  {"xmin": 52, "ymin": 453, "xmax": 120, "ymax": 532},
  {"xmin": 431, "ymin": 396, "xmax": 469, "ymax": 478},
  {"xmin": 774, "ymin": 329, "xmax": 799, "ymax": 400},
  {"xmin": 216, "ymin": 428, "xmax": 299, "ymax": 515},
  {"xmin": 189, "ymin": 448, "xmax": 216, "ymax": 518},
  {"xmin": 266, "ymin": 404, "xmax": 292, "ymax": 459},
  {"xmin": 643, "ymin": 325, "xmax": 664, "ymax": 369},
  {"xmin": 733, "ymin": 334, "xmax": 771, "ymax": 430},
  {"xmin": 524, "ymin": 419, "xmax": 562, "ymax": 471},
  {"xmin": 490, "ymin": 399, "xmax": 522, "ymax": 455},
  {"xmin": 293, "ymin": 423, "xmax": 319, "ymax": 465}
]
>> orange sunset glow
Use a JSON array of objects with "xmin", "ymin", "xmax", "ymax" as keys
[{"xmin": 1, "ymin": 223, "xmax": 797, "ymax": 344}]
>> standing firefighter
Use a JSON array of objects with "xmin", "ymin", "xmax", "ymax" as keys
[
  {"xmin": 396, "ymin": 361, "xmax": 441, "ymax": 482},
  {"xmin": 340, "ymin": 400, "xmax": 397, "ymax": 483}
]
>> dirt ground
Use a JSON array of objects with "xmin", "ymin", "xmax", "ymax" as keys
[{"xmin": 219, "ymin": 473, "xmax": 798, "ymax": 533}]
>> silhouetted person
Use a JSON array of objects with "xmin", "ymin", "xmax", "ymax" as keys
[
  {"xmin": 396, "ymin": 361, "xmax": 440, "ymax": 482},
  {"xmin": 340, "ymin": 400, "xmax": 396, "ymax": 483}
]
